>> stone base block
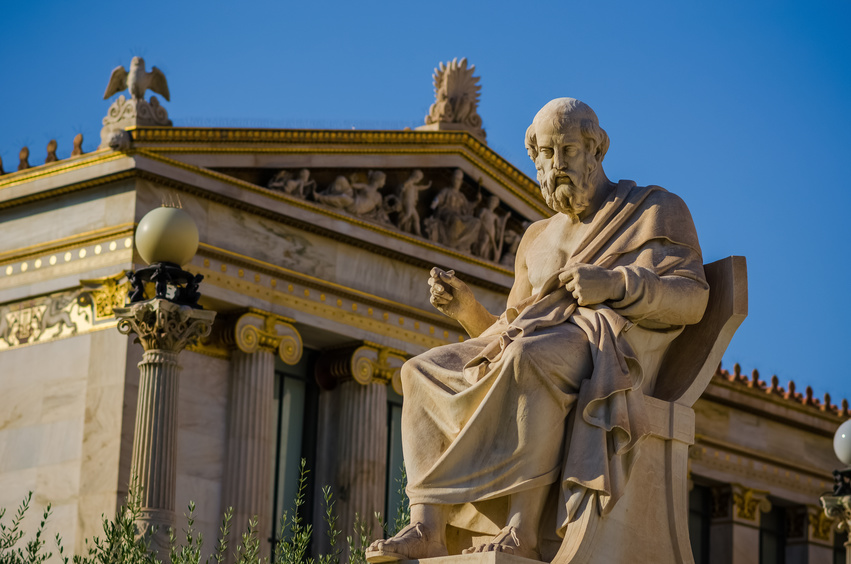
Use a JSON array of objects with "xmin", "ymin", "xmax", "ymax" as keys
[{"xmin": 401, "ymin": 553, "xmax": 541, "ymax": 564}]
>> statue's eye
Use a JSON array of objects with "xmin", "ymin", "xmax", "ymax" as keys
[{"xmin": 540, "ymin": 148, "xmax": 554, "ymax": 157}]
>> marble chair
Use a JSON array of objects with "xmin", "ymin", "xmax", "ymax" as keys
[
  {"xmin": 443, "ymin": 256, "xmax": 748, "ymax": 564},
  {"xmin": 549, "ymin": 255, "xmax": 748, "ymax": 564}
]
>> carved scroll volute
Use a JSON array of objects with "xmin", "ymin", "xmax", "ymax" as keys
[
  {"xmin": 315, "ymin": 342, "xmax": 407, "ymax": 391},
  {"xmin": 233, "ymin": 311, "xmax": 303, "ymax": 366}
]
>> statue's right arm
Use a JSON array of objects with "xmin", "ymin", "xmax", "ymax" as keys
[{"xmin": 428, "ymin": 268, "xmax": 497, "ymax": 338}]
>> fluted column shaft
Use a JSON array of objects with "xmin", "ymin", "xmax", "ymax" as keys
[
  {"xmin": 223, "ymin": 349, "xmax": 276, "ymax": 545},
  {"xmin": 336, "ymin": 380, "xmax": 388, "ymax": 541},
  {"xmin": 131, "ymin": 349, "xmax": 180, "ymax": 543},
  {"xmin": 115, "ymin": 299, "xmax": 215, "ymax": 555}
]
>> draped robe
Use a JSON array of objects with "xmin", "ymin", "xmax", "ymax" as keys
[{"xmin": 401, "ymin": 180, "xmax": 710, "ymax": 537}]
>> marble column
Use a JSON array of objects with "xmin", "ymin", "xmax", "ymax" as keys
[
  {"xmin": 221, "ymin": 310, "xmax": 303, "ymax": 555},
  {"xmin": 115, "ymin": 299, "xmax": 216, "ymax": 554},
  {"xmin": 821, "ymin": 494, "xmax": 851, "ymax": 564},
  {"xmin": 709, "ymin": 483, "xmax": 772, "ymax": 564},
  {"xmin": 314, "ymin": 344, "xmax": 406, "ymax": 550}
]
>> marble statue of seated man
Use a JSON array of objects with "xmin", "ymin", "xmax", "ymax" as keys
[{"xmin": 366, "ymin": 98, "xmax": 710, "ymax": 563}]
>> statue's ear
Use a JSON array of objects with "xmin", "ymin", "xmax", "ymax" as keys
[{"xmin": 525, "ymin": 124, "xmax": 538, "ymax": 161}]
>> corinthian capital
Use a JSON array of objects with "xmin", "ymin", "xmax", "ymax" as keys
[
  {"xmin": 115, "ymin": 299, "xmax": 216, "ymax": 353},
  {"xmin": 232, "ymin": 310, "xmax": 303, "ymax": 365}
]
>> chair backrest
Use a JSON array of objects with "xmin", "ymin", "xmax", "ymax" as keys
[{"xmin": 652, "ymin": 255, "xmax": 748, "ymax": 407}]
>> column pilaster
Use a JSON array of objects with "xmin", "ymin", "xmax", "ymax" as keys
[
  {"xmin": 709, "ymin": 483, "xmax": 772, "ymax": 564},
  {"xmin": 315, "ymin": 343, "xmax": 406, "ymax": 548},
  {"xmin": 221, "ymin": 310, "xmax": 303, "ymax": 553},
  {"xmin": 115, "ymin": 299, "xmax": 215, "ymax": 554}
]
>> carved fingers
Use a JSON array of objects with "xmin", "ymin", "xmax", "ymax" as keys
[
  {"xmin": 428, "ymin": 268, "xmax": 473, "ymax": 319},
  {"xmin": 559, "ymin": 264, "xmax": 625, "ymax": 306}
]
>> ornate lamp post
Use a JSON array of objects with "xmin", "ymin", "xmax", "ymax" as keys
[
  {"xmin": 114, "ymin": 205, "xmax": 216, "ymax": 553},
  {"xmin": 820, "ymin": 419, "xmax": 851, "ymax": 563}
]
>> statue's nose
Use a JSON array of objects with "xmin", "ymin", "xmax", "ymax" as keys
[{"xmin": 553, "ymin": 150, "xmax": 566, "ymax": 170}]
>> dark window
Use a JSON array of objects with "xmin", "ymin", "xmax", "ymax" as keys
[
  {"xmin": 271, "ymin": 350, "xmax": 319, "ymax": 556},
  {"xmin": 385, "ymin": 386, "xmax": 406, "ymax": 528},
  {"xmin": 760, "ymin": 505, "xmax": 786, "ymax": 564},
  {"xmin": 688, "ymin": 484, "xmax": 711, "ymax": 564},
  {"xmin": 835, "ymin": 529, "xmax": 847, "ymax": 564}
]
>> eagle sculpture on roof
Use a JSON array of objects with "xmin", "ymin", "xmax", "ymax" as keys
[{"xmin": 103, "ymin": 57, "xmax": 170, "ymax": 101}]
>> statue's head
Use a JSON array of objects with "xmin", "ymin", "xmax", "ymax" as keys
[
  {"xmin": 525, "ymin": 98, "xmax": 610, "ymax": 218},
  {"xmin": 487, "ymin": 195, "xmax": 500, "ymax": 210},
  {"xmin": 298, "ymin": 169, "xmax": 310, "ymax": 180},
  {"xmin": 411, "ymin": 169, "xmax": 424, "ymax": 182},
  {"xmin": 131, "ymin": 57, "xmax": 145, "ymax": 68},
  {"xmin": 452, "ymin": 168, "xmax": 464, "ymax": 188},
  {"xmin": 369, "ymin": 170, "xmax": 386, "ymax": 188}
]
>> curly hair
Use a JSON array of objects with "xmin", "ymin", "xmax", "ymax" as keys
[{"xmin": 525, "ymin": 98, "xmax": 610, "ymax": 164}]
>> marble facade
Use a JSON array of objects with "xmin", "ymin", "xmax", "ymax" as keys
[{"xmin": 0, "ymin": 70, "xmax": 848, "ymax": 563}]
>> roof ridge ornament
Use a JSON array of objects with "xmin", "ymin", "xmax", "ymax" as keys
[
  {"xmin": 416, "ymin": 58, "xmax": 486, "ymax": 143},
  {"xmin": 100, "ymin": 56, "xmax": 172, "ymax": 148}
]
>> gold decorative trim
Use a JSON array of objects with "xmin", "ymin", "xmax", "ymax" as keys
[
  {"xmin": 0, "ymin": 286, "xmax": 118, "ymax": 351},
  {"xmin": 0, "ymin": 150, "xmax": 126, "ymax": 190},
  {"xmin": 80, "ymin": 271, "xmax": 131, "ymax": 319},
  {"xmin": 0, "ymin": 170, "xmax": 136, "ymax": 212},
  {"xmin": 197, "ymin": 243, "xmax": 459, "ymax": 329},
  {"xmin": 232, "ymin": 309, "xmax": 303, "ymax": 365},
  {"xmin": 731, "ymin": 483, "xmax": 771, "ymax": 521},
  {"xmin": 314, "ymin": 340, "xmax": 407, "ymax": 391},
  {"xmin": 693, "ymin": 434, "xmax": 833, "ymax": 483},
  {"xmin": 193, "ymin": 255, "xmax": 460, "ymax": 350},
  {"xmin": 809, "ymin": 507, "xmax": 834, "ymax": 541},
  {"xmin": 0, "ymin": 223, "xmax": 135, "ymax": 266}
]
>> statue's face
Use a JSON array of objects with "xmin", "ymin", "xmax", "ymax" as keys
[
  {"xmin": 533, "ymin": 120, "xmax": 596, "ymax": 217},
  {"xmin": 452, "ymin": 170, "xmax": 464, "ymax": 189}
]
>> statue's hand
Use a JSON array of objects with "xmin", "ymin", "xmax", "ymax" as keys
[
  {"xmin": 429, "ymin": 268, "xmax": 475, "ymax": 320},
  {"xmin": 558, "ymin": 264, "xmax": 626, "ymax": 306}
]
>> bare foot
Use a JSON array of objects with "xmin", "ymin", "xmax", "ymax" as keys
[
  {"xmin": 366, "ymin": 522, "xmax": 448, "ymax": 563},
  {"xmin": 462, "ymin": 526, "xmax": 540, "ymax": 561}
]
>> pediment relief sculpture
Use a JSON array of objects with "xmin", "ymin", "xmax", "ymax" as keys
[{"xmin": 263, "ymin": 167, "xmax": 529, "ymax": 265}]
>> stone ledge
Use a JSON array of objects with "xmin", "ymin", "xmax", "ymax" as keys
[{"xmin": 401, "ymin": 553, "xmax": 542, "ymax": 564}]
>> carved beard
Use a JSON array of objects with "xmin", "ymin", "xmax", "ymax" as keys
[{"xmin": 538, "ymin": 168, "xmax": 591, "ymax": 221}]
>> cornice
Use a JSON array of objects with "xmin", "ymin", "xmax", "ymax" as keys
[
  {"xmin": 127, "ymin": 126, "xmax": 544, "ymax": 211},
  {"xmin": 0, "ymin": 150, "xmax": 123, "ymax": 191}
]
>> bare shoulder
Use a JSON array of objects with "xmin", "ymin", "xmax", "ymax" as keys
[{"xmin": 518, "ymin": 217, "xmax": 552, "ymax": 251}]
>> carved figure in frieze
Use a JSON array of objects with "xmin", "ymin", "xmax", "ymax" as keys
[
  {"xmin": 474, "ymin": 195, "xmax": 509, "ymax": 261},
  {"xmin": 268, "ymin": 169, "xmax": 316, "ymax": 199},
  {"xmin": 314, "ymin": 175, "xmax": 356, "ymax": 209},
  {"xmin": 39, "ymin": 290, "xmax": 81, "ymax": 337},
  {"xmin": 424, "ymin": 169, "xmax": 482, "ymax": 253},
  {"xmin": 397, "ymin": 169, "xmax": 432, "ymax": 236},
  {"xmin": 0, "ymin": 305, "xmax": 12, "ymax": 345},
  {"xmin": 499, "ymin": 226, "xmax": 525, "ymax": 267},
  {"xmin": 346, "ymin": 170, "xmax": 388, "ymax": 220}
]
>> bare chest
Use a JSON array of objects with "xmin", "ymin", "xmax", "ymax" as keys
[{"xmin": 524, "ymin": 216, "xmax": 591, "ymax": 293}]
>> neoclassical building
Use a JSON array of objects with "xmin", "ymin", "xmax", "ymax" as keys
[{"xmin": 0, "ymin": 59, "xmax": 846, "ymax": 564}]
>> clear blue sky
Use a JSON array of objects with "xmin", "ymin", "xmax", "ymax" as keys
[{"xmin": 1, "ymin": 1, "xmax": 849, "ymax": 401}]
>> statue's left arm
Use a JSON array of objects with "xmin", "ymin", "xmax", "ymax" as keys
[{"xmin": 607, "ymin": 241, "xmax": 709, "ymax": 327}]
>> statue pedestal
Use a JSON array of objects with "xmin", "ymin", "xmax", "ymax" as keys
[
  {"xmin": 100, "ymin": 95, "xmax": 172, "ymax": 148},
  {"xmin": 401, "ymin": 553, "xmax": 540, "ymax": 564}
]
